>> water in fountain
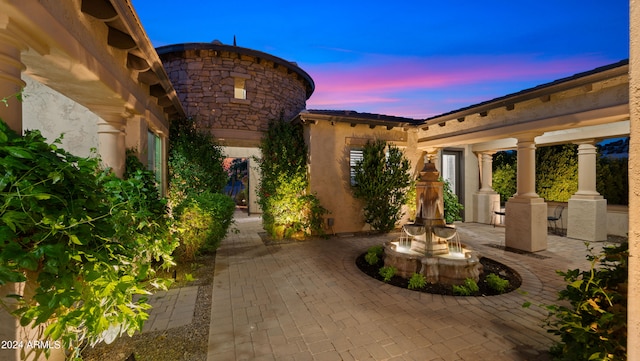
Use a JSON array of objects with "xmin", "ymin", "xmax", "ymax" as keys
[{"xmin": 445, "ymin": 233, "xmax": 466, "ymax": 259}]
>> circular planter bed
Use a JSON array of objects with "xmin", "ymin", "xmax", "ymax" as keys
[{"xmin": 356, "ymin": 252, "xmax": 522, "ymax": 296}]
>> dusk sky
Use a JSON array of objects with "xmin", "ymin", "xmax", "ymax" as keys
[{"xmin": 132, "ymin": 1, "xmax": 629, "ymax": 119}]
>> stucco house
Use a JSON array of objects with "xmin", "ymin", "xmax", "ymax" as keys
[
  {"xmin": 1, "ymin": 0, "xmax": 640, "ymax": 359},
  {"xmin": 294, "ymin": 61, "xmax": 630, "ymax": 253}
]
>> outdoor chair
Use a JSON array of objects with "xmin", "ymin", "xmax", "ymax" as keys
[
  {"xmin": 547, "ymin": 205, "xmax": 565, "ymax": 235},
  {"xmin": 491, "ymin": 202, "xmax": 506, "ymax": 228}
]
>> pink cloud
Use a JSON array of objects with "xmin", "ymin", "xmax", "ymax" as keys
[{"xmin": 304, "ymin": 54, "xmax": 613, "ymax": 117}]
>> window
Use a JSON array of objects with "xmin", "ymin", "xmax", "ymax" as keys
[
  {"xmin": 349, "ymin": 148, "xmax": 363, "ymax": 185},
  {"xmin": 147, "ymin": 131, "xmax": 162, "ymax": 185},
  {"xmin": 234, "ymin": 77, "xmax": 246, "ymax": 99}
]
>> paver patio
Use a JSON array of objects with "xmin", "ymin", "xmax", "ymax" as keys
[{"xmin": 207, "ymin": 212, "xmax": 612, "ymax": 361}]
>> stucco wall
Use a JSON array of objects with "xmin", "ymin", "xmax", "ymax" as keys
[
  {"xmin": 306, "ymin": 121, "xmax": 415, "ymax": 234},
  {"xmin": 628, "ymin": 0, "xmax": 640, "ymax": 357},
  {"xmin": 161, "ymin": 48, "xmax": 308, "ymax": 139},
  {"xmin": 22, "ymin": 75, "xmax": 99, "ymax": 158}
]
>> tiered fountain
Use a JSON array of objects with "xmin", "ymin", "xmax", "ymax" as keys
[{"xmin": 383, "ymin": 161, "xmax": 482, "ymax": 285}]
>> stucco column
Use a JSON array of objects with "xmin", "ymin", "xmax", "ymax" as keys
[
  {"xmin": 505, "ymin": 133, "xmax": 547, "ymax": 251},
  {"xmin": 575, "ymin": 142, "xmax": 600, "ymax": 196},
  {"xmin": 97, "ymin": 117, "xmax": 126, "ymax": 177},
  {"xmin": 473, "ymin": 152, "xmax": 500, "ymax": 224},
  {"xmin": 515, "ymin": 138, "xmax": 538, "ymax": 198},
  {"xmin": 0, "ymin": 23, "xmax": 29, "ymax": 361},
  {"xmin": 479, "ymin": 152, "xmax": 495, "ymax": 191},
  {"xmin": 567, "ymin": 142, "xmax": 607, "ymax": 242},
  {"xmin": 0, "ymin": 27, "xmax": 26, "ymax": 133}
]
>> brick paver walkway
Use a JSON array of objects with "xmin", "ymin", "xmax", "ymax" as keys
[
  {"xmin": 207, "ymin": 214, "xmax": 611, "ymax": 361},
  {"xmin": 142, "ymin": 286, "xmax": 199, "ymax": 332}
]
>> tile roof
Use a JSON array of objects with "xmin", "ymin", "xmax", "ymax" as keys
[{"xmin": 299, "ymin": 109, "xmax": 423, "ymax": 126}]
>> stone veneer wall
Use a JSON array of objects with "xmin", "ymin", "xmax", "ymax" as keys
[{"xmin": 160, "ymin": 47, "xmax": 309, "ymax": 134}]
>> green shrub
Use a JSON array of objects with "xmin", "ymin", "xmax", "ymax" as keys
[
  {"xmin": 485, "ymin": 273, "xmax": 510, "ymax": 294},
  {"xmin": 379, "ymin": 266, "xmax": 397, "ymax": 282},
  {"xmin": 365, "ymin": 252, "xmax": 379, "ymax": 266},
  {"xmin": 493, "ymin": 146, "xmax": 629, "ymax": 205},
  {"xmin": 168, "ymin": 117, "xmax": 227, "ymax": 206},
  {"xmin": 174, "ymin": 191, "xmax": 235, "ymax": 260},
  {"xmin": 0, "ymin": 119, "xmax": 176, "ymax": 359},
  {"xmin": 352, "ymin": 139, "xmax": 412, "ymax": 232},
  {"xmin": 536, "ymin": 243, "xmax": 627, "ymax": 360},
  {"xmin": 452, "ymin": 278, "xmax": 479, "ymax": 296},
  {"xmin": 442, "ymin": 177, "xmax": 463, "ymax": 223},
  {"xmin": 364, "ymin": 245, "xmax": 384, "ymax": 265},
  {"xmin": 257, "ymin": 119, "xmax": 327, "ymax": 239},
  {"xmin": 408, "ymin": 273, "xmax": 427, "ymax": 290}
]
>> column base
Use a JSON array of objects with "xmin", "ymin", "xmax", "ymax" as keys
[
  {"xmin": 567, "ymin": 196, "xmax": 607, "ymax": 241},
  {"xmin": 473, "ymin": 191, "xmax": 500, "ymax": 224},
  {"xmin": 505, "ymin": 197, "xmax": 548, "ymax": 252}
]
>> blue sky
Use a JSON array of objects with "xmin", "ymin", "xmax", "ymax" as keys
[{"xmin": 132, "ymin": 1, "xmax": 629, "ymax": 119}]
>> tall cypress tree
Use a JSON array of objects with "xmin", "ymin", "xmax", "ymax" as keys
[{"xmin": 352, "ymin": 139, "xmax": 412, "ymax": 232}]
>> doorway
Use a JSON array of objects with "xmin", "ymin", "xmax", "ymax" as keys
[{"xmin": 442, "ymin": 149, "xmax": 464, "ymax": 221}]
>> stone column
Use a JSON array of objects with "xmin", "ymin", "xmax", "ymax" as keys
[
  {"xmin": 567, "ymin": 141, "xmax": 607, "ymax": 241},
  {"xmin": 97, "ymin": 117, "xmax": 127, "ymax": 177},
  {"xmin": 0, "ymin": 26, "xmax": 26, "ymax": 133},
  {"xmin": 473, "ymin": 152, "xmax": 500, "ymax": 224},
  {"xmin": 505, "ymin": 134, "xmax": 547, "ymax": 251}
]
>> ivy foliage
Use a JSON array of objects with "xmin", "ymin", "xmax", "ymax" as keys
[
  {"xmin": 257, "ymin": 119, "xmax": 327, "ymax": 239},
  {"xmin": 168, "ymin": 117, "xmax": 227, "ymax": 205},
  {"xmin": 492, "ymin": 151, "xmax": 517, "ymax": 203},
  {"xmin": 0, "ymin": 119, "xmax": 176, "ymax": 359},
  {"xmin": 537, "ymin": 243, "xmax": 628, "ymax": 360},
  {"xmin": 352, "ymin": 139, "xmax": 411, "ymax": 232},
  {"xmin": 536, "ymin": 145, "xmax": 578, "ymax": 202},
  {"xmin": 597, "ymin": 156, "xmax": 628, "ymax": 205}
]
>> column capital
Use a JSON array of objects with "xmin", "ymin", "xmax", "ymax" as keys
[
  {"xmin": 573, "ymin": 139, "xmax": 598, "ymax": 146},
  {"xmin": 513, "ymin": 131, "xmax": 543, "ymax": 143},
  {"xmin": 0, "ymin": 15, "xmax": 49, "ymax": 56}
]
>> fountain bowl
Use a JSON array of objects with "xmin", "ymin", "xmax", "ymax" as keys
[{"xmin": 384, "ymin": 240, "xmax": 483, "ymax": 285}]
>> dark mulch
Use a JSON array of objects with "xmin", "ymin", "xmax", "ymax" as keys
[
  {"xmin": 483, "ymin": 244, "xmax": 551, "ymax": 259},
  {"xmin": 356, "ymin": 252, "xmax": 522, "ymax": 296}
]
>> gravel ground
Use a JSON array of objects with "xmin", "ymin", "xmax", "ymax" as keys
[{"xmin": 81, "ymin": 252, "xmax": 215, "ymax": 361}]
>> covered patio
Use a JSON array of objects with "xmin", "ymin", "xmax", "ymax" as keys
[{"xmin": 418, "ymin": 60, "xmax": 629, "ymax": 252}]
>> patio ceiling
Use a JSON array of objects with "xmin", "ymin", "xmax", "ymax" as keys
[{"xmin": 0, "ymin": 0, "xmax": 184, "ymax": 133}]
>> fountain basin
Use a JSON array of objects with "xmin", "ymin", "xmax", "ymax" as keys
[{"xmin": 384, "ymin": 240, "xmax": 483, "ymax": 285}]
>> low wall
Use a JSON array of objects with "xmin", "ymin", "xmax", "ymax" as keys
[{"xmin": 546, "ymin": 201, "xmax": 628, "ymax": 238}]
